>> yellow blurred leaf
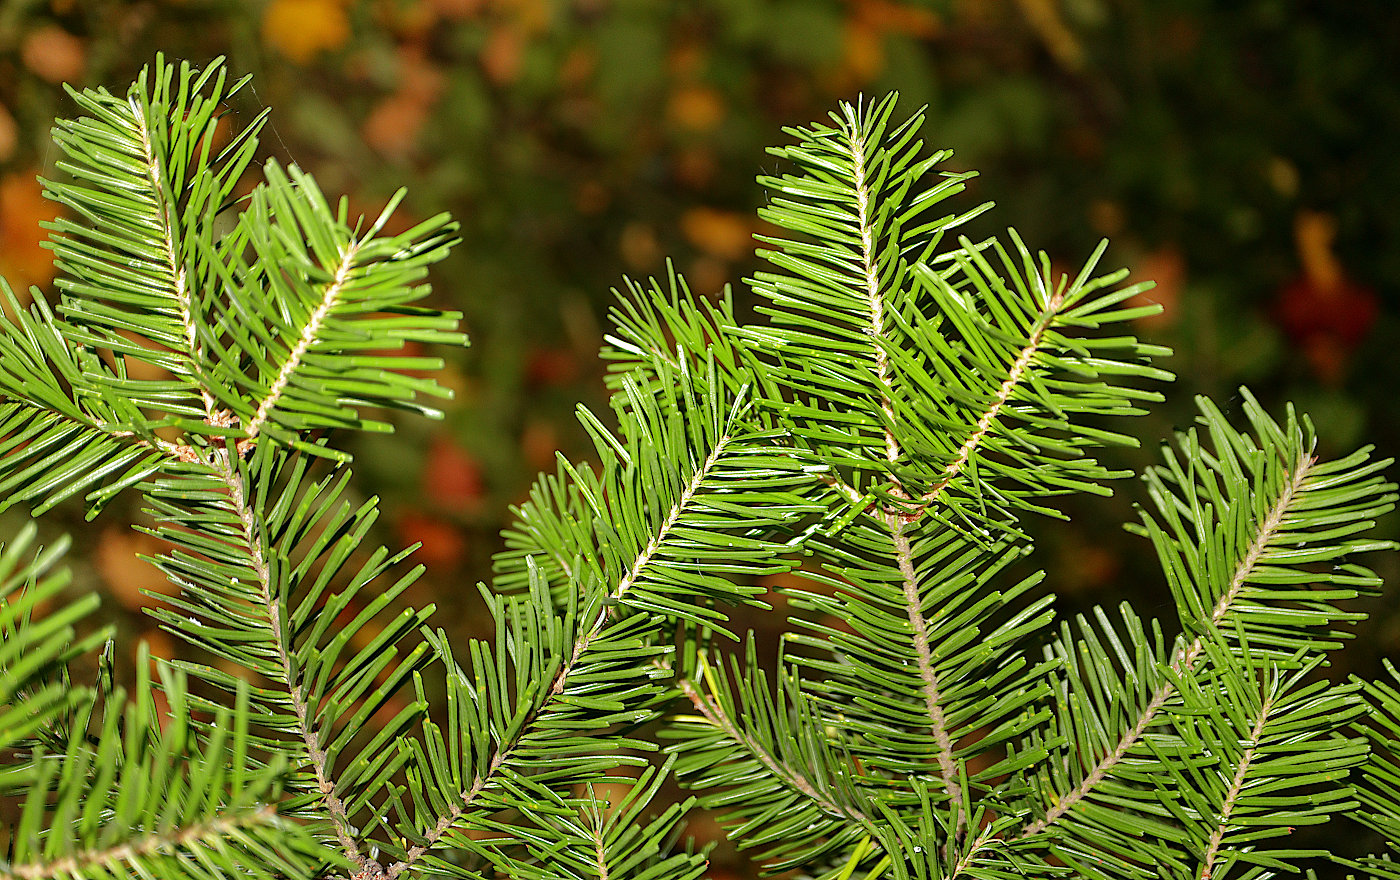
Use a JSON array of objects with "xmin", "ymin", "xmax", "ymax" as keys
[
  {"xmin": 501, "ymin": 0, "xmax": 552, "ymax": 34},
  {"xmin": 1012, "ymin": 0, "xmax": 1085, "ymax": 72},
  {"xmin": 1266, "ymin": 156, "xmax": 1300, "ymax": 198},
  {"xmin": 262, "ymin": 0, "xmax": 350, "ymax": 64}
]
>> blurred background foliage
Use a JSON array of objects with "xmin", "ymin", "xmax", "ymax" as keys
[{"xmin": 1, "ymin": 0, "xmax": 1398, "ymax": 873}]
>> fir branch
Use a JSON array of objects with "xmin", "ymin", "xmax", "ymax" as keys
[
  {"xmin": 134, "ymin": 445, "xmax": 436, "ymax": 879},
  {"xmin": 844, "ymin": 104, "xmax": 965, "ymax": 842},
  {"xmin": 592, "ymin": 825, "xmax": 610, "ymax": 880},
  {"xmin": 1352, "ymin": 663, "xmax": 1400, "ymax": 874},
  {"xmin": 388, "ymin": 607, "xmax": 667, "ymax": 874},
  {"xmin": 3, "ymin": 804, "xmax": 279, "ymax": 880},
  {"xmin": 207, "ymin": 447, "xmax": 367, "ymax": 866},
  {"xmin": 401, "ymin": 366, "xmax": 817, "ymax": 873},
  {"xmin": 602, "ymin": 267, "xmax": 755, "ymax": 407},
  {"xmin": 887, "ymin": 511, "xmax": 963, "ymax": 834},
  {"xmin": 200, "ymin": 166, "xmax": 462, "ymax": 458},
  {"xmin": 1168, "ymin": 653, "xmax": 1366, "ymax": 877},
  {"xmin": 810, "ymin": 248, "xmax": 1070, "ymax": 523},
  {"xmin": 242, "ymin": 239, "xmax": 361, "ymax": 445},
  {"xmin": 42, "ymin": 56, "xmax": 261, "ymax": 418},
  {"xmin": 126, "ymin": 91, "xmax": 199, "ymax": 366},
  {"xmin": 550, "ymin": 429, "xmax": 731, "ymax": 697},
  {"xmin": 1018, "ymin": 451, "xmax": 1314, "ymax": 839},
  {"xmin": 668, "ymin": 646, "xmax": 877, "ymax": 870},
  {"xmin": 918, "ymin": 285, "xmax": 1065, "ymax": 509},
  {"xmin": 400, "ymin": 411, "xmax": 784, "ymax": 867},
  {"xmin": 7, "ymin": 59, "xmax": 1400, "ymax": 880},
  {"xmin": 472, "ymin": 761, "xmax": 707, "ymax": 880},
  {"xmin": 676, "ymin": 674, "xmax": 872, "ymax": 826},
  {"xmin": 386, "ymin": 752, "xmax": 502, "ymax": 878},
  {"xmin": 0, "ymin": 285, "xmax": 170, "ymax": 513},
  {"xmin": 1197, "ymin": 695, "xmax": 1270, "ymax": 880},
  {"xmin": 730, "ymin": 96, "xmax": 1167, "ymax": 863},
  {"xmin": 0, "ymin": 403, "xmax": 167, "ymax": 513},
  {"xmin": 849, "ymin": 124, "xmax": 905, "ymax": 475}
]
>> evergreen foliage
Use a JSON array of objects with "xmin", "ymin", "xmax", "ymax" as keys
[{"xmin": 1, "ymin": 57, "xmax": 1397, "ymax": 880}]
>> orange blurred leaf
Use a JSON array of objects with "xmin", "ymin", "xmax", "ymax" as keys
[
  {"xmin": 686, "ymin": 256, "xmax": 729, "ymax": 298},
  {"xmin": 667, "ymin": 42, "xmax": 707, "ymax": 78},
  {"xmin": 520, "ymin": 418, "xmax": 558, "ymax": 471},
  {"xmin": 1087, "ymin": 199, "xmax": 1124, "ymax": 237},
  {"xmin": 668, "ymin": 85, "xmax": 726, "ymax": 133},
  {"xmin": 0, "ymin": 103, "xmax": 17, "ymax": 163},
  {"xmin": 525, "ymin": 347, "xmax": 580, "ymax": 388},
  {"xmin": 1130, "ymin": 247, "xmax": 1183, "ymax": 328},
  {"xmin": 842, "ymin": 21, "xmax": 886, "ymax": 83},
  {"xmin": 361, "ymin": 49, "xmax": 445, "ymax": 159},
  {"xmin": 0, "ymin": 172, "xmax": 62, "ymax": 293},
  {"xmin": 1274, "ymin": 209, "xmax": 1378, "ymax": 382},
  {"xmin": 559, "ymin": 44, "xmax": 596, "ymax": 89},
  {"xmin": 481, "ymin": 25, "xmax": 525, "ymax": 84},
  {"xmin": 1295, "ymin": 209, "xmax": 1343, "ymax": 291},
  {"xmin": 97, "ymin": 527, "xmax": 171, "ymax": 610},
  {"xmin": 362, "ymin": 96, "xmax": 431, "ymax": 159},
  {"xmin": 672, "ymin": 146, "xmax": 718, "ymax": 190},
  {"xmin": 680, "ymin": 207, "xmax": 753, "ymax": 261},
  {"xmin": 428, "ymin": 0, "xmax": 487, "ymax": 20},
  {"xmin": 573, "ymin": 179, "xmax": 609, "ymax": 214},
  {"xmin": 20, "ymin": 25, "xmax": 87, "ymax": 83},
  {"xmin": 852, "ymin": 0, "xmax": 942, "ymax": 38}
]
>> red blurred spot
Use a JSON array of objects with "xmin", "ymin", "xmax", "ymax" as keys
[
  {"xmin": 525, "ymin": 347, "xmax": 580, "ymax": 388},
  {"xmin": 398, "ymin": 512, "xmax": 465, "ymax": 569},
  {"xmin": 1275, "ymin": 275, "xmax": 1377, "ymax": 383},
  {"xmin": 1274, "ymin": 211, "xmax": 1379, "ymax": 383},
  {"xmin": 424, "ymin": 437, "xmax": 484, "ymax": 510}
]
